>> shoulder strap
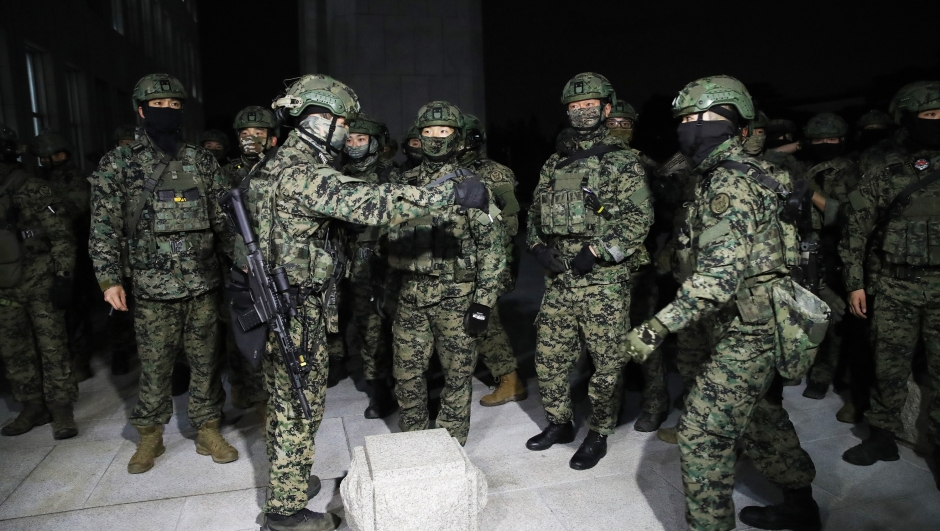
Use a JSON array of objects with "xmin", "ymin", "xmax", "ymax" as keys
[
  {"xmin": 555, "ymin": 144, "xmax": 624, "ymax": 170},
  {"xmin": 238, "ymin": 146, "xmax": 281, "ymax": 194},
  {"xmin": 126, "ymin": 153, "xmax": 173, "ymax": 240},
  {"xmin": 427, "ymin": 168, "xmax": 477, "ymax": 188},
  {"xmin": 719, "ymin": 160, "xmax": 790, "ymax": 197},
  {"xmin": 883, "ymin": 160, "xmax": 940, "ymax": 220}
]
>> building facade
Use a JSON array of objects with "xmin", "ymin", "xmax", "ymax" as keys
[{"xmin": 0, "ymin": 0, "xmax": 204, "ymax": 171}]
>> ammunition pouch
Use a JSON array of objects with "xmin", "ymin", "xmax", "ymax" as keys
[{"xmin": 770, "ymin": 278, "xmax": 831, "ymax": 380}]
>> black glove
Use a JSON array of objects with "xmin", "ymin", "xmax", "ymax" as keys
[
  {"xmin": 453, "ymin": 178, "xmax": 489, "ymax": 211},
  {"xmin": 570, "ymin": 244, "xmax": 597, "ymax": 276},
  {"xmin": 531, "ymin": 244, "xmax": 568, "ymax": 274},
  {"xmin": 370, "ymin": 284, "xmax": 388, "ymax": 320},
  {"xmin": 463, "ymin": 303, "xmax": 491, "ymax": 337},
  {"xmin": 582, "ymin": 188, "xmax": 613, "ymax": 220},
  {"xmin": 50, "ymin": 273, "xmax": 73, "ymax": 310}
]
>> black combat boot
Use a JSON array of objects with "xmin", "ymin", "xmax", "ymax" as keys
[
  {"xmin": 265, "ymin": 509, "xmax": 340, "ymax": 531},
  {"xmin": 526, "ymin": 421, "xmax": 575, "ymax": 451},
  {"xmin": 842, "ymin": 426, "xmax": 899, "ymax": 465},
  {"xmin": 802, "ymin": 380, "xmax": 828, "ymax": 400},
  {"xmin": 1, "ymin": 399, "xmax": 51, "ymax": 436},
  {"xmin": 363, "ymin": 379, "xmax": 398, "ymax": 419},
  {"xmin": 307, "ymin": 475, "xmax": 321, "ymax": 500},
  {"xmin": 49, "ymin": 401, "xmax": 79, "ymax": 440},
  {"xmin": 634, "ymin": 411, "xmax": 669, "ymax": 432},
  {"xmin": 739, "ymin": 486, "xmax": 821, "ymax": 531},
  {"xmin": 326, "ymin": 360, "xmax": 347, "ymax": 388},
  {"xmin": 570, "ymin": 430, "xmax": 608, "ymax": 470}
]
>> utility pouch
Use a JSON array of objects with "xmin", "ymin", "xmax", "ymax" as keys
[{"xmin": 771, "ymin": 278, "xmax": 832, "ymax": 379}]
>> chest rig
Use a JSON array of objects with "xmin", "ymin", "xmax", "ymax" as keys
[{"xmin": 879, "ymin": 153, "xmax": 940, "ymax": 267}]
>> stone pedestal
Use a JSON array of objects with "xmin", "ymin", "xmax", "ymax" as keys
[
  {"xmin": 341, "ymin": 429, "xmax": 487, "ymax": 531},
  {"xmin": 899, "ymin": 374, "xmax": 932, "ymax": 453}
]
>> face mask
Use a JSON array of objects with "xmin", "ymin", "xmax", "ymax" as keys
[
  {"xmin": 239, "ymin": 135, "xmax": 266, "ymax": 157},
  {"xmin": 345, "ymin": 137, "xmax": 376, "ymax": 161},
  {"xmin": 742, "ymin": 133, "xmax": 766, "ymax": 155},
  {"xmin": 608, "ymin": 128, "xmax": 633, "ymax": 144},
  {"xmin": 143, "ymin": 106, "xmax": 183, "ymax": 135},
  {"xmin": 764, "ymin": 134, "xmax": 793, "ymax": 150},
  {"xmin": 809, "ymin": 142, "xmax": 843, "ymax": 162},
  {"xmin": 298, "ymin": 114, "xmax": 348, "ymax": 154},
  {"xmin": 677, "ymin": 118, "xmax": 736, "ymax": 168},
  {"xmin": 909, "ymin": 117, "xmax": 940, "ymax": 149},
  {"xmin": 404, "ymin": 145, "xmax": 423, "ymax": 164},
  {"xmin": 855, "ymin": 128, "xmax": 890, "ymax": 152},
  {"xmin": 568, "ymin": 106, "xmax": 603, "ymax": 131},
  {"xmin": 207, "ymin": 148, "xmax": 227, "ymax": 162},
  {"xmin": 420, "ymin": 133, "xmax": 459, "ymax": 162}
]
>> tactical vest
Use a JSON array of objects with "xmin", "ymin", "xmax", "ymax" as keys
[
  {"xmin": 879, "ymin": 154, "xmax": 940, "ymax": 266},
  {"xmin": 540, "ymin": 166, "xmax": 625, "ymax": 237},
  {"xmin": 387, "ymin": 206, "xmax": 492, "ymax": 282}
]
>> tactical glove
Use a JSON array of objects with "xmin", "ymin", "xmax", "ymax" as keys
[
  {"xmin": 570, "ymin": 245, "xmax": 597, "ymax": 276},
  {"xmin": 453, "ymin": 178, "xmax": 489, "ymax": 211},
  {"xmin": 463, "ymin": 303, "xmax": 491, "ymax": 337},
  {"xmin": 582, "ymin": 188, "xmax": 613, "ymax": 220},
  {"xmin": 50, "ymin": 273, "xmax": 73, "ymax": 310},
  {"xmin": 531, "ymin": 244, "xmax": 568, "ymax": 274},
  {"xmin": 370, "ymin": 284, "xmax": 388, "ymax": 320},
  {"xmin": 625, "ymin": 317, "xmax": 669, "ymax": 364}
]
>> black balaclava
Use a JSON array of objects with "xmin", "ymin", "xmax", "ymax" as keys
[
  {"xmin": 855, "ymin": 128, "xmax": 891, "ymax": 152},
  {"xmin": 143, "ymin": 106, "xmax": 182, "ymax": 155},
  {"xmin": 809, "ymin": 141, "xmax": 844, "ymax": 162},
  {"xmin": 907, "ymin": 114, "xmax": 940, "ymax": 149},
  {"xmin": 677, "ymin": 108, "xmax": 738, "ymax": 168}
]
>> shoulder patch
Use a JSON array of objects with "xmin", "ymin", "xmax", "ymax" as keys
[
  {"xmin": 710, "ymin": 193, "xmax": 730, "ymax": 214},
  {"xmin": 633, "ymin": 162, "xmax": 645, "ymax": 175},
  {"xmin": 39, "ymin": 185, "xmax": 52, "ymax": 197}
]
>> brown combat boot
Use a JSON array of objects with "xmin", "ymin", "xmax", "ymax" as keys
[
  {"xmin": 657, "ymin": 426, "xmax": 678, "ymax": 445},
  {"xmin": 480, "ymin": 371, "xmax": 527, "ymax": 407},
  {"xmin": 128, "ymin": 425, "xmax": 166, "ymax": 474},
  {"xmin": 196, "ymin": 419, "xmax": 239, "ymax": 464},
  {"xmin": 1, "ymin": 399, "xmax": 51, "ymax": 436},
  {"xmin": 49, "ymin": 401, "xmax": 78, "ymax": 440}
]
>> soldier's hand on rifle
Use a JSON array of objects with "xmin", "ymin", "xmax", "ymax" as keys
[
  {"xmin": 530, "ymin": 244, "xmax": 568, "ymax": 274},
  {"xmin": 453, "ymin": 178, "xmax": 489, "ymax": 211},
  {"xmin": 847, "ymin": 289, "xmax": 867, "ymax": 319},
  {"xmin": 625, "ymin": 317, "xmax": 669, "ymax": 364},
  {"xmin": 103, "ymin": 285, "xmax": 128, "ymax": 311},
  {"xmin": 370, "ymin": 284, "xmax": 387, "ymax": 320},
  {"xmin": 463, "ymin": 303, "xmax": 491, "ymax": 337}
]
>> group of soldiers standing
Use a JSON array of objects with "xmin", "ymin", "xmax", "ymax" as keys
[{"xmin": 0, "ymin": 69, "xmax": 937, "ymax": 531}]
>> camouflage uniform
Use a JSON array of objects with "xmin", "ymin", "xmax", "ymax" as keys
[
  {"xmin": 90, "ymin": 132, "xmax": 235, "ymax": 428},
  {"xmin": 0, "ymin": 162, "xmax": 77, "ymax": 408},
  {"xmin": 528, "ymin": 127, "xmax": 653, "ymax": 435}
]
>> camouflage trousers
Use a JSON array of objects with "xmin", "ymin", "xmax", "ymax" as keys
[
  {"xmin": 675, "ymin": 320, "xmax": 713, "ymax": 407},
  {"xmin": 351, "ymin": 274, "xmax": 392, "ymax": 381},
  {"xmin": 131, "ymin": 291, "xmax": 224, "ymax": 428},
  {"xmin": 631, "ymin": 269, "xmax": 667, "ymax": 414},
  {"xmin": 536, "ymin": 281, "xmax": 629, "ymax": 435},
  {"xmin": 677, "ymin": 317, "xmax": 815, "ymax": 531},
  {"xmin": 263, "ymin": 296, "xmax": 329, "ymax": 515},
  {"xmin": 477, "ymin": 300, "xmax": 517, "ymax": 379},
  {"xmin": 0, "ymin": 276, "xmax": 76, "ymax": 404},
  {"xmin": 866, "ymin": 274, "xmax": 940, "ymax": 440},
  {"xmin": 393, "ymin": 294, "xmax": 478, "ymax": 445},
  {"xmin": 806, "ymin": 316, "xmax": 844, "ymax": 386}
]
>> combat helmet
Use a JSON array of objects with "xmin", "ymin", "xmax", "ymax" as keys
[
  {"xmin": 31, "ymin": 130, "xmax": 72, "ymax": 157},
  {"xmin": 751, "ymin": 110, "xmax": 770, "ymax": 130},
  {"xmin": 889, "ymin": 81, "xmax": 940, "ymax": 124},
  {"xmin": 608, "ymin": 100, "xmax": 637, "ymax": 121},
  {"xmin": 233, "ymin": 106, "xmax": 278, "ymax": 131},
  {"xmin": 672, "ymin": 75, "xmax": 755, "ymax": 120},
  {"xmin": 856, "ymin": 110, "xmax": 892, "ymax": 130},
  {"xmin": 803, "ymin": 113, "xmax": 849, "ymax": 139},
  {"xmin": 272, "ymin": 75, "xmax": 359, "ymax": 121},
  {"xmin": 132, "ymin": 74, "xmax": 187, "ymax": 111},
  {"xmin": 561, "ymin": 73, "xmax": 617, "ymax": 105},
  {"xmin": 462, "ymin": 113, "xmax": 486, "ymax": 149}
]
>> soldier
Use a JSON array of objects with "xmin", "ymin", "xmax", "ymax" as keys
[
  {"xmin": 399, "ymin": 125, "xmax": 423, "ymax": 173},
  {"xmin": 31, "ymin": 130, "xmax": 95, "ymax": 381},
  {"xmin": 841, "ymin": 81, "xmax": 940, "ymax": 492},
  {"xmin": 242, "ymin": 75, "xmax": 489, "ymax": 530},
  {"xmin": 90, "ymin": 74, "xmax": 239, "ymax": 474},
  {"xmin": 800, "ymin": 113, "xmax": 857, "ymax": 400},
  {"xmin": 0, "ymin": 123, "xmax": 78, "ymax": 440},
  {"xmin": 386, "ymin": 101, "xmax": 506, "ymax": 446},
  {"xmin": 455, "ymin": 113, "xmax": 527, "ymax": 407},
  {"xmin": 525, "ymin": 73, "xmax": 652, "ymax": 470},
  {"xmin": 342, "ymin": 112, "xmax": 399, "ymax": 418},
  {"xmin": 199, "ymin": 129, "xmax": 230, "ymax": 164},
  {"xmin": 854, "ymin": 109, "xmax": 895, "ymax": 160},
  {"xmin": 762, "ymin": 117, "xmax": 806, "ymax": 181},
  {"xmin": 624, "ymin": 76, "xmax": 821, "ymax": 531},
  {"xmin": 606, "ymin": 99, "xmax": 668, "ymax": 432},
  {"xmin": 114, "ymin": 124, "xmax": 138, "ymax": 148}
]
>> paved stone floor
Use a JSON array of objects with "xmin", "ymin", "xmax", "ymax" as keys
[{"xmin": 1, "ymin": 252, "xmax": 939, "ymax": 530}]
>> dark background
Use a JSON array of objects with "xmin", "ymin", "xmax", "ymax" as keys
[{"xmin": 199, "ymin": 0, "xmax": 940, "ymax": 199}]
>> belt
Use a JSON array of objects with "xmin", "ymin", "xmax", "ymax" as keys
[{"xmin": 884, "ymin": 264, "xmax": 940, "ymax": 281}]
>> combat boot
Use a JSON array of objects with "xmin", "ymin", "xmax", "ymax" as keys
[
  {"xmin": 128, "ymin": 425, "xmax": 165, "ymax": 474},
  {"xmin": 0, "ymin": 399, "xmax": 51, "ymax": 436},
  {"xmin": 49, "ymin": 401, "xmax": 78, "ymax": 440},
  {"xmin": 363, "ymin": 379, "xmax": 398, "ymax": 419},
  {"xmin": 842, "ymin": 426, "xmax": 899, "ymax": 465},
  {"xmin": 835, "ymin": 401, "xmax": 856, "ymax": 424},
  {"xmin": 802, "ymin": 380, "xmax": 828, "ymax": 400},
  {"xmin": 479, "ymin": 371, "xmax": 527, "ymax": 407},
  {"xmin": 634, "ymin": 411, "xmax": 669, "ymax": 432},
  {"xmin": 657, "ymin": 426, "xmax": 678, "ymax": 444},
  {"xmin": 738, "ymin": 486, "xmax": 821, "ymax": 531},
  {"xmin": 526, "ymin": 421, "xmax": 575, "ymax": 451},
  {"xmin": 196, "ymin": 419, "xmax": 239, "ymax": 464},
  {"xmin": 264, "ymin": 509, "xmax": 340, "ymax": 531},
  {"xmin": 307, "ymin": 475, "xmax": 322, "ymax": 500},
  {"xmin": 570, "ymin": 430, "xmax": 608, "ymax": 470},
  {"xmin": 326, "ymin": 360, "xmax": 347, "ymax": 388}
]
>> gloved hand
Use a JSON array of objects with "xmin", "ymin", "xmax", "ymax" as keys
[
  {"xmin": 582, "ymin": 188, "xmax": 612, "ymax": 220},
  {"xmin": 453, "ymin": 178, "xmax": 489, "ymax": 211},
  {"xmin": 531, "ymin": 244, "xmax": 568, "ymax": 274},
  {"xmin": 570, "ymin": 244, "xmax": 597, "ymax": 276},
  {"xmin": 625, "ymin": 317, "xmax": 669, "ymax": 363},
  {"xmin": 50, "ymin": 273, "xmax": 73, "ymax": 310},
  {"xmin": 370, "ymin": 284, "xmax": 388, "ymax": 320},
  {"xmin": 463, "ymin": 303, "xmax": 491, "ymax": 337}
]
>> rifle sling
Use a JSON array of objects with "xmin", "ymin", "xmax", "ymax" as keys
[
  {"xmin": 868, "ymin": 162, "xmax": 940, "ymax": 248},
  {"xmin": 555, "ymin": 144, "xmax": 624, "ymax": 170},
  {"xmin": 127, "ymin": 153, "xmax": 173, "ymax": 241},
  {"xmin": 427, "ymin": 168, "xmax": 476, "ymax": 188}
]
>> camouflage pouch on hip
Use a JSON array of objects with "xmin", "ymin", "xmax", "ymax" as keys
[{"xmin": 771, "ymin": 278, "xmax": 831, "ymax": 379}]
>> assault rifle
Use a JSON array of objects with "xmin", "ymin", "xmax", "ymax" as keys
[{"xmin": 219, "ymin": 188, "xmax": 312, "ymax": 419}]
